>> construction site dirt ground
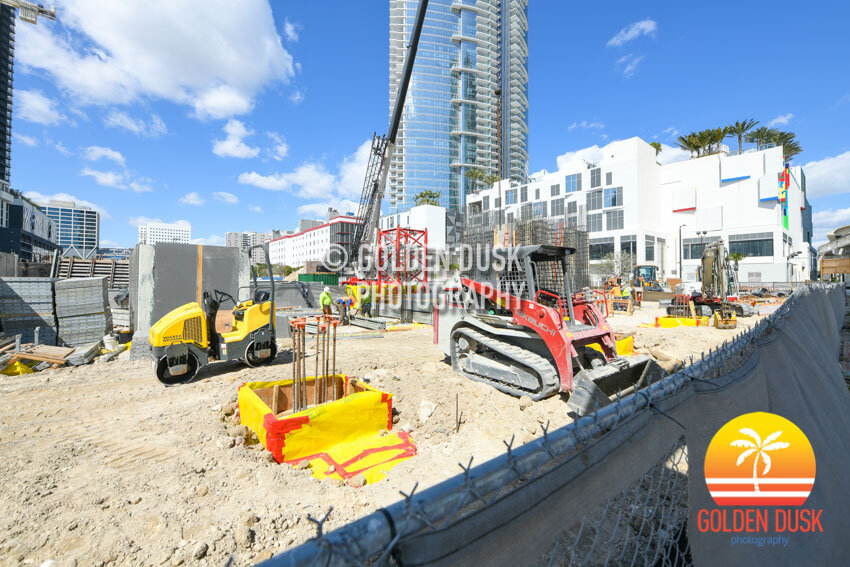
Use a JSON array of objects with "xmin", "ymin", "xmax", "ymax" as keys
[{"xmin": 0, "ymin": 302, "xmax": 761, "ymax": 566}]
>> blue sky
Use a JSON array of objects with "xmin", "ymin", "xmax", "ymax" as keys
[{"xmin": 8, "ymin": 0, "xmax": 850, "ymax": 248}]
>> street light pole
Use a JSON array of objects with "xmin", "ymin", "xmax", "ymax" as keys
[
  {"xmin": 495, "ymin": 81, "xmax": 503, "ymax": 241},
  {"xmin": 678, "ymin": 224, "xmax": 685, "ymax": 279}
]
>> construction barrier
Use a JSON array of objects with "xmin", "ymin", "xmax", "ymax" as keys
[
  {"xmin": 268, "ymin": 284, "xmax": 850, "ymax": 566},
  {"xmin": 239, "ymin": 375, "xmax": 416, "ymax": 484},
  {"xmin": 639, "ymin": 315, "xmax": 711, "ymax": 328}
]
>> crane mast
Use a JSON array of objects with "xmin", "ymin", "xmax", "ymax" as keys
[{"xmin": 347, "ymin": 0, "xmax": 429, "ymax": 276}]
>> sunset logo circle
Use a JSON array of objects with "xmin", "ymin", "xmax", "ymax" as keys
[{"xmin": 704, "ymin": 412, "xmax": 815, "ymax": 506}]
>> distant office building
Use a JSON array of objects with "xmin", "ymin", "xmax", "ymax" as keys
[
  {"xmin": 0, "ymin": 188, "xmax": 59, "ymax": 261},
  {"xmin": 388, "ymin": 0, "xmax": 529, "ymax": 214},
  {"xmin": 225, "ymin": 230, "xmax": 270, "ymax": 262},
  {"xmin": 41, "ymin": 200, "xmax": 100, "ymax": 258},
  {"xmin": 268, "ymin": 215, "xmax": 363, "ymax": 267},
  {"xmin": 97, "ymin": 247, "xmax": 132, "ymax": 261},
  {"xmin": 137, "ymin": 221, "xmax": 191, "ymax": 245},
  {"xmin": 297, "ymin": 219, "xmax": 322, "ymax": 233},
  {"xmin": 0, "ymin": 5, "xmax": 15, "ymax": 186}
]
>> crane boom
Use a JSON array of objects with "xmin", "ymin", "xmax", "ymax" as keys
[
  {"xmin": 0, "ymin": 0, "xmax": 55, "ymax": 24},
  {"xmin": 347, "ymin": 0, "xmax": 429, "ymax": 275}
]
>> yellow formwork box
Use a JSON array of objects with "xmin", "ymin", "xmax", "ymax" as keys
[{"xmin": 238, "ymin": 375, "xmax": 416, "ymax": 484}]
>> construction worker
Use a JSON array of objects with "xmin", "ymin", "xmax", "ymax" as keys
[
  {"xmin": 335, "ymin": 296, "xmax": 352, "ymax": 325},
  {"xmin": 320, "ymin": 286, "xmax": 333, "ymax": 317},
  {"xmin": 360, "ymin": 284, "xmax": 372, "ymax": 318}
]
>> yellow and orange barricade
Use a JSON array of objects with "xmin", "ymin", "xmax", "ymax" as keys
[{"xmin": 238, "ymin": 375, "xmax": 416, "ymax": 484}]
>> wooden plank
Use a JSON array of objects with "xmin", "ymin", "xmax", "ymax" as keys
[
  {"xmin": 688, "ymin": 300, "xmax": 697, "ymax": 320},
  {"xmin": 272, "ymin": 384, "xmax": 282, "ymax": 414},
  {"xmin": 10, "ymin": 353, "xmax": 68, "ymax": 364},
  {"xmin": 196, "ymin": 245, "xmax": 204, "ymax": 305}
]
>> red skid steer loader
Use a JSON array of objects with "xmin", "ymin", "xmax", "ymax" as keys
[{"xmin": 435, "ymin": 245, "xmax": 665, "ymax": 416}]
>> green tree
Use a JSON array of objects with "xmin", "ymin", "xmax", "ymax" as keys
[
  {"xmin": 729, "ymin": 252, "xmax": 746, "ymax": 274},
  {"xmin": 727, "ymin": 119, "xmax": 759, "ymax": 154},
  {"xmin": 745, "ymin": 126, "xmax": 779, "ymax": 150},
  {"xmin": 676, "ymin": 133, "xmax": 702, "ymax": 158},
  {"xmin": 482, "ymin": 173, "xmax": 500, "ymax": 187},
  {"xmin": 649, "ymin": 142, "xmax": 662, "ymax": 156},
  {"xmin": 414, "ymin": 190, "xmax": 441, "ymax": 206},
  {"xmin": 769, "ymin": 131, "xmax": 803, "ymax": 161},
  {"xmin": 464, "ymin": 168, "xmax": 486, "ymax": 192}
]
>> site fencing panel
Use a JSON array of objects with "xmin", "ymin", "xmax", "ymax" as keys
[{"xmin": 268, "ymin": 284, "xmax": 849, "ymax": 567}]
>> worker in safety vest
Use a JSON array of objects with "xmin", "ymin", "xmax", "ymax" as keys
[
  {"xmin": 622, "ymin": 284, "xmax": 633, "ymax": 301},
  {"xmin": 359, "ymin": 285, "xmax": 373, "ymax": 318},
  {"xmin": 320, "ymin": 286, "xmax": 333, "ymax": 317}
]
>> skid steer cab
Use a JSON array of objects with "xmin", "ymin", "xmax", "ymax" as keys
[{"xmin": 149, "ymin": 244, "xmax": 277, "ymax": 385}]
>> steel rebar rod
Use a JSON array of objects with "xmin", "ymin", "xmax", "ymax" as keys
[
  {"xmin": 301, "ymin": 324, "xmax": 307, "ymax": 411},
  {"xmin": 332, "ymin": 322, "xmax": 337, "ymax": 401},
  {"xmin": 314, "ymin": 318, "xmax": 321, "ymax": 407},
  {"xmin": 291, "ymin": 325, "xmax": 297, "ymax": 413}
]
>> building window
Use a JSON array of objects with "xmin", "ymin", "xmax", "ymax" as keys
[
  {"xmin": 682, "ymin": 237, "xmax": 721, "ymax": 260},
  {"xmin": 603, "ymin": 187, "xmax": 623, "ymax": 207},
  {"xmin": 551, "ymin": 198, "xmax": 564, "ymax": 217},
  {"xmin": 495, "ymin": 198, "xmax": 500, "ymax": 209},
  {"xmin": 606, "ymin": 172, "xmax": 613, "ymax": 186},
  {"xmin": 482, "ymin": 196, "xmax": 489, "ymax": 210},
  {"xmin": 588, "ymin": 213, "xmax": 602, "ymax": 232},
  {"xmin": 606, "ymin": 210, "xmax": 624, "ymax": 230},
  {"xmin": 567, "ymin": 201, "xmax": 577, "ymax": 215},
  {"xmin": 729, "ymin": 232, "xmax": 774, "ymax": 257},
  {"xmin": 550, "ymin": 184, "xmax": 560, "ymax": 196},
  {"xmin": 747, "ymin": 272, "xmax": 762, "ymax": 282},
  {"xmin": 586, "ymin": 190, "xmax": 603, "ymax": 211},
  {"xmin": 620, "ymin": 235, "xmax": 636, "ymax": 256},
  {"xmin": 520, "ymin": 203, "xmax": 532, "ymax": 220},
  {"xmin": 565, "ymin": 173, "xmax": 581, "ymax": 193},
  {"xmin": 532, "ymin": 202, "xmax": 547, "ymax": 218},
  {"xmin": 520, "ymin": 186, "xmax": 528, "ymax": 202},
  {"xmin": 590, "ymin": 168, "xmax": 601, "ymax": 188},
  {"xmin": 589, "ymin": 237, "xmax": 615, "ymax": 260},
  {"xmin": 534, "ymin": 187, "xmax": 540, "ymax": 200},
  {"xmin": 645, "ymin": 235, "xmax": 656, "ymax": 262},
  {"xmin": 505, "ymin": 189, "xmax": 517, "ymax": 205}
]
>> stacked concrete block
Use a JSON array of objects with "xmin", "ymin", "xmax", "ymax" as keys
[
  {"xmin": 55, "ymin": 277, "xmax": 112, "ymax": 346},
  {"xmin": 0, "ymin": 277, "xmax": 58, "ymax": 345}
]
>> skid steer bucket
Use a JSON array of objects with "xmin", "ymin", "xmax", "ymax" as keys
[{"xmin": 566, "ymin": 354, "xmax": 666, "ymax": 417}]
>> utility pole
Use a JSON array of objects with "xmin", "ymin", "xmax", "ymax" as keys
[
  {"xmin": 495, "ymin": 77, "xmax": 503, "ymax": 243},
  {"xmin": 0, "ymin": 0, "xmax": 56, "ymax": 24}
]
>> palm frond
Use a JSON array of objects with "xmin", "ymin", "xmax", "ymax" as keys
[
  {"xmin": 761, "ymin": 452, "xmax": 771, "ymax": 476},
  {"xmin": 761, "ymin": 441, "xmax": 790, "ymax": 452},
  {"xmin": 735, "ymin": 448, "xmax": 757, "ymax": 466},
  {"xmin": 738, "ymin": 428, "xmax": 762, "ymax": 445},
  {"xmin": 730, "ymin": 439, "xmax": 757, "ymax": 449},
  {"xmin": 762, "ymin": 431, "xmax": 783, "ymax": 445}
]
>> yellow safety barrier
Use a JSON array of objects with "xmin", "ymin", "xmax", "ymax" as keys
[
  {"xmin": 587, "ymin": 335, "xmax": 637, "ymax": 357},
  {"xmin": 2, "ymin": 361, "xmax": 34, "ymax": 376},
  {"xmin": 638, "ymin": 316, "xmax": 710, "ymax": 328},
  {"xmin": 238, "ymin": 375, "xmax": 415, "ymax": 484}
]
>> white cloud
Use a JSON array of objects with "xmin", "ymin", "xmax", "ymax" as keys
[
  {"xmin": 267, "ymin": 131, "xmax": 290, "ymax": 161},
  {"xmin": 129, "ymin": 216, "xmax": 191, "ymax": 229},
  {"xmin": 289, "ymin": 89, "xmax": 304, "ymax": 104},
  {"xmin": 99, "ymin": 239, "xmax": 119, "ymax": 247},
  {"xmin": 83, "ymin": 145, "xmax": 126, "ymax": 166},
  {"xmin": 568, "ymin": 120, "xmax": 605, "ymax": 131},
  {"xmin": 13, "ymin": 133, "xmax": 38, "ymax": 147},
  {"xmin": 802, "ymin": 151, "xmax": 850, "ymax": 198},
  {"xmin": 212, "ymin": 191, "xmax": 239, "ymax": 204},
  {"xmin": 54, "ymin": 141, "xmax": 72, "ymax": 156},
  {"xmin": 179, "ymin": 192, "xmax": 205, "ymax": 206},
  {"xmin": 24, "ymin": 191, "xmax": 110, "ymax": 218},
  {"xmin": 81, "ymin": 168, "xmax": 152, "ymax": 192},
  {"xmin": 284, "ymin": 19, "xmax": 299, "ymax": 42},
  {"xmin": 616, "ymin": 53, "xmax": 645, "ymax": 77},
  {"xmin": 239, "ymin": 163, "xmax": 336, "ymax": 197},
  {"xmin": 297, "ymin": 199, "xmax": 359, "ymax": 218},
  {"xmin": 661, "ymin": 126, "xmax": 679, "ymax": 138},
  {"xmin": 607, "ymin": 19, "xmax": 657, "ymax": 47},
  {"xmin": 555, "ymin": 139, "xmax": 689, "ymax": 172},
  {"xmin": 104, "ymin": 110, "xmax": 167, "ymax": 138},
  {"xmin": 212, "ymin": 119, "xmax": 260, "ymax": 158},
  {"xmin": 15, "ymin": 90, "xmax": 64, "ymax": 125},
  {"xmin": 191, "ymin": 235, "xmax": 225, "ymax": 245},
  {"xmin": 769, "ymin": 113, "xmax": 794, "ymax": 127},
  {"xmin": 249, "ymin": 205, "xmax": 263, "ymax": 213},
  {"xmin": 813, "ymin": 207, "xmax": 850, "ymax": 246},
  {"xmin": 833, "ymin": 94, "xmax": 850, "ymax": 108},
  {"xmin": 15, "ymin": 1, "xmax": 295, "ymax": 120},
  {"xmin": 336, "ymin": 139, "xmax": 372, "ymax": 197}
]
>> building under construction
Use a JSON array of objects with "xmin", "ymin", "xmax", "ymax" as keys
[{"xmin": 463, "ymin": 210, "xmax": 590, "ymax": 291}]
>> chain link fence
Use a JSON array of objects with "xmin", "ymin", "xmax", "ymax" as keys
[{"xmin": 266, "ymin": 284, "xmax": 848, "ymax": 567}]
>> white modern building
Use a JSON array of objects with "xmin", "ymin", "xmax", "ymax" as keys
[
  {"xmin": 137, "ymin": 221, "xmax": 191, "ymax": 246},
  {"xmin": 225, "ymin": 230, "xmax": 270, "ymax": 263},
  {"xmin": 466, "ymin": 137, "xmax": 815, "ymax": 285},
  {"xmin": 268, "ymin": 215, "xmax": 363, "ymax": 267},
  {"xmin": 41, "ymin": 200, "xmax": 100, "ymax": 258}
]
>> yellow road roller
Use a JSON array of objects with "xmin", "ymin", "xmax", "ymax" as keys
[{"xmin": 149, "ymin": 244, "xmax": 277, "ymax": 384}]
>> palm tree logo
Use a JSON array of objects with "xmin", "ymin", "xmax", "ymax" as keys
[{"xmin": 731, "ymin": 428, "xmax": 790, "ymax": 492}]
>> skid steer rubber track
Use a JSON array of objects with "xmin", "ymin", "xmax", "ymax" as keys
[{"xmin": 451, "ymin": 327, "xmax": 559, "ymax": 400}]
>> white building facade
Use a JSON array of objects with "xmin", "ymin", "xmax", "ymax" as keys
[
  {"xmin": 41, "ymin": 200, "xmax": 100, "ymax": 258},
  {"xmin": 137, "ymin": 221, "xmax": 191, "ymax": 246},
  {"xmin": 378, "ymin": 204, "xmax": 464, "ymax": 251},
  {"xmin": 466, "ymin": 138, "xmax": 814, "ymax": 285},
  {"xmin": 268, "ymin": 216, "xmax": 363, "ymax": 267},
  {"xmin": 225, "ymin": 230, "xmax": 270, "ymax": 262}
]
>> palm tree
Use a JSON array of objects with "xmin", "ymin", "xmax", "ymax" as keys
[
  {"xmin": 727, "ymin": 119, "xmax": 759, "ymax": 154},
  {"xmin": 649, "ymin": 142, "xmax": 662, "ymax": 157},
  {"xmin": 745, "ymin": 127, "xmax": 779, "ymax": 150},
  {"xmin": 414, "ymin": 190, "xmax": 441, "ymax": 207},
  {"xmin": 731, "ymin": 428, "xmax": 790, "ymax": 492},
  {"xmin": 770, "ymin": 131, "xmax": 803, "ymax": 161},
  {"xmin": 465, "ymin": 168, "xmax": 486, "ymax": 192},
  {"xmin": 676, "ymin": 133, "xmax": 702, "ymax": 158},
  {"xmin": 482, "ymin": 173, "xmax": 500, "ymax": 187},
  {"xmin": 729, "ymin": 251, "xmax": 746, "ymax": 274}
]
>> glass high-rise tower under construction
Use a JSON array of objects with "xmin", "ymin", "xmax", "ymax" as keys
[
  {"xmin": 0, "ymin": 4, "xmax": 15, "ymax": 187},
  {"xmin": 388, "ymin": 0, "xmax": 528, "ymax": 214}
]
